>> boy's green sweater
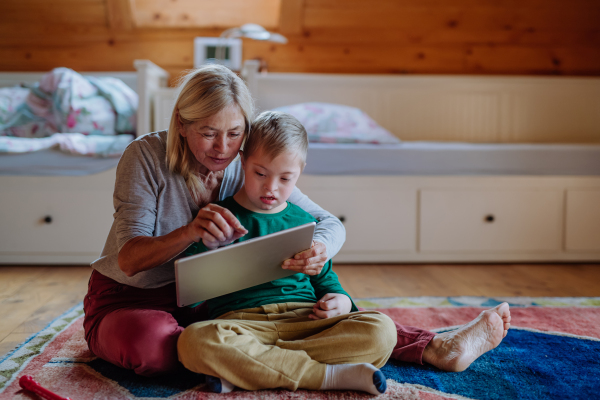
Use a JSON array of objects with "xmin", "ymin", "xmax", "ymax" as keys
[{"xmin": 185, "ymin": 196, "xmax": 358, "ymax": 319}]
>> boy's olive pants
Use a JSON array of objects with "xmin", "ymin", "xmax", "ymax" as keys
[{"xmin": 177, "ymin": 302, "xmax": 397, "ymax": 391}]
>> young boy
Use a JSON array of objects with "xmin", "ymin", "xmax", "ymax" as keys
[{"xmin": 177, "ymin": 111, "xmax": 397, "ymax": 395}]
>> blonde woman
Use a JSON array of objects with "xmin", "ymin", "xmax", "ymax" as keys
[
  {"xmin": 83, "ymin": 64, "xmax": 342, "ymax": 376},
  {"xmin": 83, "ymin": 64, "xmax": 511, "ymax": 379}
]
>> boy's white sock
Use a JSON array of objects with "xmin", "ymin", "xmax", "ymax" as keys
[
  {"xmin": 319, "ymin": 363, "xmax": 387, "ymax": 395},
  {"xmin": 205, "ymin": 375, "xmax": 236, "ymax": 393}
]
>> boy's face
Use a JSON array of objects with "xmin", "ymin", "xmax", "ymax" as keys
[{"xmin": 240, "ymin": 148, "xmax": 305, "ymax": 213}]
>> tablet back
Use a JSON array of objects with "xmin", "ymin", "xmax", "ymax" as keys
[{"xmin": 175, "ymin": 222, "xmax": 316, "ymax": 307}]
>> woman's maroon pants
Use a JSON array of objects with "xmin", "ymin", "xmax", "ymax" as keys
[{"xmin": 83, "ymin": 270, "xmax": 435, "ymax": 376}]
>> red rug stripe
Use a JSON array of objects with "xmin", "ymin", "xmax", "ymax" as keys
[{"xmin": 377, "ymin": 307, "xmax": 600, "ymax": 339}]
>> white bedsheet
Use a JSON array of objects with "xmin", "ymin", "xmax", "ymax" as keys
[
  {"xmin": 0, "ymin": 133, "xmax": 133, "ymax": 157},
  {"xmin": 5, "ymin": 140, "xmax": 599, "ymax": 177},
  {"xmin": 0, "ymin": 149, "xmax": 121, "ymax": 176},
  {"xmin": 0, "ymin": 133, "xmax": 132, "ymax": 176}
]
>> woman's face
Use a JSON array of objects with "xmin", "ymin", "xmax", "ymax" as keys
[{"xmin": 179, "ymin": 104, "xmax": 246, "ymax": 175}]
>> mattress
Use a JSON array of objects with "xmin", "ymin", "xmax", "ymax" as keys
[
  {"xmin": 304, "ymin": 142, "xmax": 600, "ymax": 176},
  {"xmin": 0, "ymin": 150, "xmax": 120, "ymax": 176},
  {"xmin": 5, "ymin": 142, "xmax": 599, "ymax": 177}
]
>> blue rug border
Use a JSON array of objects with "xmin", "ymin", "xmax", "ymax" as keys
[{"xmin": 0, "ymin": 301, "xmax": 84, "ymax": 364}]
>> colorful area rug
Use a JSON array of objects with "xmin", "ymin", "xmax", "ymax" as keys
[{"xmin": 1, "ymin": 297, "xmax": 599, "ymax": 400}]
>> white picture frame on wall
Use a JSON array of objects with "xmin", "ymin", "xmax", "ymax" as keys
[{"xmin": 193, "ymin": 37, "xmax": 242, "ymax": 71}]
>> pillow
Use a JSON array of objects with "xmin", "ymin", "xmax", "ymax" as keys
[{"xmin": 272, "ymin": 102, "xmax": 400, "ymax": 144}]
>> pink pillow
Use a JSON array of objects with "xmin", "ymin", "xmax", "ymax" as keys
[{"xmin": 272, "ymin": 102, "xmax": 400, "ymax": 144}]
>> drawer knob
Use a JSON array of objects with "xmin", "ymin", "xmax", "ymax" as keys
[
  {"xmin": 43, "ymin": 215, "xmax": 53, "ymax": 224},
  {"xmin": 484, "ymin": 214, "xmax": 495, "ymax": 223},
  {"xmin": 338, "ymin": 215, "xmax": 346, "ymax": 224}
]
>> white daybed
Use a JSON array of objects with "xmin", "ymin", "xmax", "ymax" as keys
[
  {"xmin": 236, "ymin": 60, "xmax": 600, "ymax": 263},
  {"xmin": 0, "ymin": 60, "xmax": 170, "ymax": 264},
  {"xmin": 150, "ymin": 60, "xmax": 600, "ymax": 263},
  {"xmin": 4, "ymin": 59, "xmax": 599, "ymax": 265}
]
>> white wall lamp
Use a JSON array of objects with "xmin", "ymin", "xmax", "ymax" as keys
[{"xmin": 194, "ymin": 23, "xmax": 287, "ymax": 71}]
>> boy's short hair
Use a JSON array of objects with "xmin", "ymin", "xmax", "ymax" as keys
[{"xmin": 244, "ymin": 111, "xmax": 308, "ymax": 166}]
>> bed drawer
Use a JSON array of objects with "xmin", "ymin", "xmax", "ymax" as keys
[
  {"xmin": 0, "ymin": 188, "xmax": 114, "ymax": 257},
  {"xmin": 566, "ymin": 189, "xmax": 600, "ymax": 251},
  {"xmin": 419, "ymin": 189, "xmax": 563, "ymax": 252},
  {"xmin": 301, "ymin": 188, "xmax": 416, "ymax": 254}
]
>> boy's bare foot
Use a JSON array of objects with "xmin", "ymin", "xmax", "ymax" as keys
[{"xmin": 422, "ymin": 302, "xmax": 511, "ymax": 372}]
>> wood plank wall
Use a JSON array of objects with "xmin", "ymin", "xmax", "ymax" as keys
[{"xmin": 1, "ymin": 0, "xmax": 599, "ymax": 85}]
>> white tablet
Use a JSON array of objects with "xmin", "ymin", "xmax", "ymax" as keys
[{"xmin": 175, "ymin": 222, "xmax": 316, "ymax": 307}]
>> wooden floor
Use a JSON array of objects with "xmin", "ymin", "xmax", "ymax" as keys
[{"xmin": 1, "ymin": 263, "xmax": 599, "ymax": 359}]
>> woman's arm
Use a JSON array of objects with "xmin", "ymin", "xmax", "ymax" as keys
[
  {"xmin": 118, "ymin": 203, "xmax": 247, "ymax": 277},
  {"xmin": 113, "ymin": 139, "xmax": 246, "ymax": 277},
  {"xmin": 118, "ymin": 226, "xmax": 192, "ymax": 277},
  {"xmin": 286, "ymin": 186, "xmax": 346, "ymax": 274},
  {"xmin": 288, "ymin": 186, "xmax": 346, "ymax": 257}
]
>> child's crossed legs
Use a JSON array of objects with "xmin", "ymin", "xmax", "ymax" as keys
[{"xmin": 177, "ymin": 303, "xmax": 397, "ymax": 393}]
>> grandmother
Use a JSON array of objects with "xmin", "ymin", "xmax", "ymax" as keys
[
  {"xmin": 83, "ymin": 64, "xmax": 511, "ymax": 377},
  {"xmin": 83, "ymin": 64, "xmax": 343, "ymax": 376}
]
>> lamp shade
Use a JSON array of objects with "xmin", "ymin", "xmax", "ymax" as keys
[{"xmin": 221, "ymin": 23, "xmax": 288, "ymax": 43}]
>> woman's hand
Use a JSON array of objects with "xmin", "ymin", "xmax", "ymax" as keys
[
  {"xmin": 186, "ymin": 203, "xmax": 247, "ymax": 249},
  {"xmin": 118, "ymin": 205, "xmax": 246, "ymax": 277},
  {"xmin": 309, "ymin": 293, "xmax": 352, "ymax": 320},
  {"xmin": 282, "ymin": 241, "xmax": 328, "ymax": 276}
]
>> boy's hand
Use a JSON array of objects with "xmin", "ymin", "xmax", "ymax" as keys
[
  {"xmin": 309, "ymin": 293, "xmax": 352, "ymax": 320},
  {"xmin": 282, "ymin": 241, "xmax": 328, "ymax": 276},
  {"xmin": 186, "ymin": 203, "xmax": 247, "ymax": 250}
]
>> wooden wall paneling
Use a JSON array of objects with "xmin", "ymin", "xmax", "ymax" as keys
[
  {"xmin": 550, "ymin": 46, "xmax": 600, "ymax": 74},
  {"xmin": 279, "ymin": 0, "xmax": 305, "ymax": 35},
  {"xmin": 304, "ymin": 4, "xmax": 600, "ymax": 31},
  {"xmin": 0, "ymin": 41, "xmax": 194, "ymax": 72},
  {"xmin": 1, "ymin": 0, "xmax": 599, "ymax": 84},
  {"xmin": 0, "ymin": 27, "xmax": 221, "ymax": 74},
  {"xmin": 0, "ymin": 0, "xmax": 108, "ymax": 25},
  {"xmin": 243, "ymin": 41, "xmax": 469, "ymax": 74},
  {"xmin": 0, "ymin": 24, "xmax": 116, "ymax": 46},
  {"xmin": 0, "ymin": 24, "xmax": 222, "ymax": 48},
  {"xmin": 416, "ymin": 30, "xmax": 600, "ymax": 47},
  {"xmin": 133, "ymin": 0, "xmax": 281, "ymax": 29},
  {"xmin": 106, "ymin": 0, "xmax": 135, "ymax": 31},
  {"xmin": 301, "ymin": 3, "xmax": 600, "ymax": 45},
  {"xmin": 295, "ymin": 27, "xmax": 600, "ymax": 47},
  {"xmin": 297, "ymin": 0, "xmax": 600, "ymax": 75},
  {"xmin": 242, "ymin": 42, "xmax": 600, "ymax": 75},
  {"xmin": 466, "ymin": 45, "xmax": 600, "ymax": 75}
]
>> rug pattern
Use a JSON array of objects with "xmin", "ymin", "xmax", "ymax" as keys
[{"xmin": 1, "ymin": 297, "xmax": 599, "ymax": 400}]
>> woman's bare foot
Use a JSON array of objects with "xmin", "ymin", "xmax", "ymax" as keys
[{"xmin": 422, "ymin": 302, "xmax": 511, "ymax": 372}]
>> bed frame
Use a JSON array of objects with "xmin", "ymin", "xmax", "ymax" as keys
[
  {"xmin": 240, "ymin": 60, "xmax": 600, "ymax": 263},
  {"xmin": 2, "ymin": 60, "xmax": 599, "ymax": 264},
  {"xmin": 0, "ymin": 60, "xmax": 170, "ymax": 264},
  {"xmin": 152, "ymin": 61, "xmax": 600, "ymax": 262}
]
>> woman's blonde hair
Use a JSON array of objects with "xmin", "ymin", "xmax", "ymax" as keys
[{"xmin": 166, "ymin": 64, "xmax": 254, "ymax": 204}]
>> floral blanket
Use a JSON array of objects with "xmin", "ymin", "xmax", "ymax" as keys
[{"xmin": 0, "ymin": 68, "xmax": 137, "ymax": 156}]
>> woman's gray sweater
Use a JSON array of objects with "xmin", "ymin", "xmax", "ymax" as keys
[{"xmin": 91, "ymin": 131, "xmax": 346, "ymax": 289}]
